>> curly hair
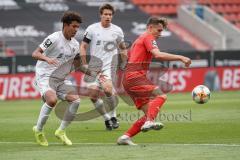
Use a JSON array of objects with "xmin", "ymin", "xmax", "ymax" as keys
[{"xmin": 61, "ymin": 11, "xmax": 82, "ymax": 25}]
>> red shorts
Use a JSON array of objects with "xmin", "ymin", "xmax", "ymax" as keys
[{"xmin": 122, "ymin": 75, "xmax": 157, "ymax": 109}]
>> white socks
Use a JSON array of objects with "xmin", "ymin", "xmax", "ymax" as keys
[
  {"xmin": 36, "ymin": 103, "xmax": 52, "ymax": 131},
  {"xmin": 105, "ymin": 95, "xmax": 118, "ymax": 118},
  {"xmin": 94, "ymin": 99, "xmax": 111, "ymax": 121},
  {"xmin": 58, "ymin": 99, "xmax": 80, "ymax": 130}
]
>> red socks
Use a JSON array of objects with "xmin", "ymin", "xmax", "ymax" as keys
[
  {"xmin": 125, "ymin": 115, "xmax": 147, "ymax": 137},
  {"xmin": 147, "ymin": 96, "xmax": 166, "ymax": 121},
  {"xmin": 124, "ymin": 96, "xmax": 166, "ymax": 137}
]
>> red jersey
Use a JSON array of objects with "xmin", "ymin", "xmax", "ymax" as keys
[{"xmin": 125, "ymin": 32, "xmax": 158, "ymax": 79}]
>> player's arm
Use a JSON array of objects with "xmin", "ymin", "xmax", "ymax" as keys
[
  {"xmin": 80, "ymin": 28, "xmax": 92, "ymax": 66},
  {"xmin": 79, "ymin": 41, "xmax": 89, "ymax": 65},
  {"xmin": 150, "ymin": 48, "xmax": 191, "ymax": 67},
  {"xmin": 118, "ymin": 41, "xmax": 128, "ymax": 70},
  {"xmin": 32, "ymin": 47, "xmax": 58, "ymax": 66},
  {"xmin": 72, "ymin": 54, "xmax": 97, "ymax": 77},
  {"xmin": 117, "ymin": 29, "xmax": 128, "ymax": 70}
]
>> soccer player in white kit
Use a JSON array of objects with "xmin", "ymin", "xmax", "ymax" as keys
[
  {"xmin": 32, "ymin": 11, "xmax": 82, "ymax": 146},
  {"xmin": 80, "ymin": 4, "xmax": 127, "ymax": 130}
]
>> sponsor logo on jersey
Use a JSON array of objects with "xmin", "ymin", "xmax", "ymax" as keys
[
  {"xmin": 43, "ymin": 39, "xmax": 52, "ymax": 48},
  {"xmin": 96, "ymin": 40, "xmax": 101, "ymax": 45},
  {"xmin": 57, "ymin": 53, "xmax": 63, "ymax": 58}
]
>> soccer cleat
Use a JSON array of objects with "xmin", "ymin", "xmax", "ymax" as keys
[
  {"xmin": 32, "ymin": 126, "xmax": 48, "ymax": 146},
  {"xmin": 105, "ymin": 120, "xmax": 113, "ymax": 131},
  {"xmin": 117, "ymin": 136, "xmax": 137, "ymax": 146},
  {"xmin": 141, "ymin": 121, "xmax": 164, "ymax": 132},
  {"xmin": 55, "ymin": 129, "xmax": 72, "ymax": 146},
  {"xmin": 111, "ymin": 117, "xmax": 119, "ymax": 129}
]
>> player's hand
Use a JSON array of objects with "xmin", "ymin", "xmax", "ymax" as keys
[
  {"xmin": 82, "ymin": 64, "xmax": 89, "ymax": 69},
  {"xmin": 181, "ymin": 56, "xmax": 191, "ymax": 68},
  {"xmin": 46, "ymin": 58, "xmax": 59, "ymax": 66},
  {"xmin": 97, "ymin": 73, "xmax": 108, "ymax": 83}
]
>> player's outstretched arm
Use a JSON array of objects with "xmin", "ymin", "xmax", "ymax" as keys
[
  {"xmin": 32, "ymin": 47, "xmax": 58, "ymax": 66},
  {"xmin": 151, "ymin": 48, "xmax": 191, "ymax": 67}
]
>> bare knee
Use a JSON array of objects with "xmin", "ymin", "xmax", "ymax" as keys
[
  {"xmin": 46, "ymin": 97, "xmax": 57, "ymax": 107},
  {"xmin": 101, "ymin": 81, "xmax": 113, "ymax": 96},
  {"xmin": 88, "ymin": 86, "xmax": 100, "ymax": 101},
  {"xmin": 65, "ymin": 94, "xmax": 80, "ymax": 102},
  {"xmin": 44, "ymin": 90, "xmax": 57, "ymax": 107},
  {"xmin": 104, "ymin": 90, "xmax": 112, "ymax": 97},
  {"xmin": 103, "ymin": 86, "xmax": 113, "ymax": 97}
]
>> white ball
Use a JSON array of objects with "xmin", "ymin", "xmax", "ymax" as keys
[{"xmin": 192, "ymin": 85, "xmax": 210, "ymax": 104}]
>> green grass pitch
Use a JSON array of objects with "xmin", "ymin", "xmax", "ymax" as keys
[{"xmin": 0, "ymin": 91, "xmax": 240, "ymax": 160}]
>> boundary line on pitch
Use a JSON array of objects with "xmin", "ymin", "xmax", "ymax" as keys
[{"xmin": 0, "ymin": 141, "xmax": 240, "ymax": 147}]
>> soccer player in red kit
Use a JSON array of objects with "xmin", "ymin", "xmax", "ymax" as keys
[{"xmin": 117, "ymin": 16, "xmax": 191, "ymax": 145}]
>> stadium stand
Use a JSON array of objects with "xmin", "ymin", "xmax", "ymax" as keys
[
  {"xmin": 2, "ymin": 0, "xmax": 240, "ymax": 54},
  {"xmin": 132, "ymin": 0, "xmax": 240, "ymax": 29},
  {"xmin": 0, "ymin": 0, "xmax": 195, "ymax": 55},
  {"xmin": 197, "ymin": 0, "xmax": 240, "ymax": 29},
  {"xmin": 131, "ymin": 0, "xmax": 240, "ymax": 50},
  {"xmin": 132, "ymin": 0, "xmax": 178, "ymax": 16},
  {"xmin": 168, "ymin": 21, "xmax": 211, "ymax": 50}
]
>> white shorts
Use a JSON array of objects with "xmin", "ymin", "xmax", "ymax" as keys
[{"xmin": 33, "ymin": 76, "xmax": 77, "ymax": 100}]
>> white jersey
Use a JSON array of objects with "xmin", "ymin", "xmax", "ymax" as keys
[
  {"xmin": 35, "ymin": 31, "xmax": 79, "ymax": 79},
  {"xmin": 84, "ymin": 22, "xmax": 124, "ymax": 71}
]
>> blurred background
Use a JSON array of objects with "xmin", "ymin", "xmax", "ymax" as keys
[{"xmin": 0, "ymin": 0, "xmax": 239, "ymax": 100}]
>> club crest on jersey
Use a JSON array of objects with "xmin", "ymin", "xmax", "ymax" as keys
[
  {"xmin": 43, "ymin": 39, "xmax": 52, "ymax": 48},
  {"xmin": 152, "ymin": 40, "xmax": 158, "ymax": 48}
]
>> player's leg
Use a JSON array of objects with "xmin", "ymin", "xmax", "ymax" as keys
[
  {"xmin": 55, "ymin": 95, "xmax": 80, "ymax": 146},
  {"xmin": 123, "ymin": 77, "xmax": 166, "ymax": 132},
  {"xmin": 36, "ymin": 90, "xmax": 58, "ymax": 131},
  {"xmin": 83, "ymin": 62, "xmax": 113, "ymax": 130},
  {"xmin": 58, "ymin": 93, "xmax": 80, "ymax": 130},
  {"xmin": 118, "ymin": 78, "xmax": 165, "ymax": 145},
  {"xmin": 118, "ymin": 77, "xmax": 150, "ymax": 145},
  {"xmin": 88, "ymin": 84, "xmax": 112, "ymax": 130},
  {"xmin": 55, "ymin": 81, "xmax": 80, "ymax": 145},
  {"xmin": 33, "ymin": 78, "xmax": 58, "ymax": 146},
  {"xmin": 33, "ymin": 90, "xmax": 57, "ymax": 146},
  {"xmin": 101, "ymin": 77, "xmax": 119, "ymax": 129},
  {"xmin": 141, "ymin": 88, "xmax": 166, "ymax": 132},
  {"xmin": 117, "ymin": 101, "xmax": 149, "ymax": 145}
]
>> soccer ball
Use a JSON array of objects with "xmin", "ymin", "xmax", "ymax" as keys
[{"xmin": 192, "ymin": 85, "xmax": 210, "ymax": 104}]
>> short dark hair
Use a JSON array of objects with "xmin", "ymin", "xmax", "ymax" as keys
[
  {"xmin": 61, "ymin": 11, "xmax": 82, "ymax": 25},
  {"xmin": 99, "ymin": 3, "xmax": 115, "ymax": 15},
  {"xmin": 147, "ymin": 16, "xmax": 167, "ymax": 29}
]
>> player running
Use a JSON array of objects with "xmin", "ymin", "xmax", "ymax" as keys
[
  {"xmin": 32, "ymin": 11, "xmax": 82, "ymax": 146},
  {"xmin": 80, "ymin": 4, "xmax": 127, "ymax": 130},
  {"xmin": 117, "ymin": 16, "xmax": 191, "ymax": 145}
]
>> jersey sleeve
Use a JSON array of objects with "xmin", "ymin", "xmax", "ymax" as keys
[
  {"xmin": 82, "ymin": 26, "xmax": 93, "ymax": 44},
  {"xmin": 39, "ymin": 33, "xmax": 57, "ymax": 52},
  {"xmin": 143, "ymin": 35, "xmax": 158, "ymax": 52}
]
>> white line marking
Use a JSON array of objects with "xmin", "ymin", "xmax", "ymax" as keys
[{"xmin": 0, "ymin": 141, "xmax": 239, "ymax": 147}]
